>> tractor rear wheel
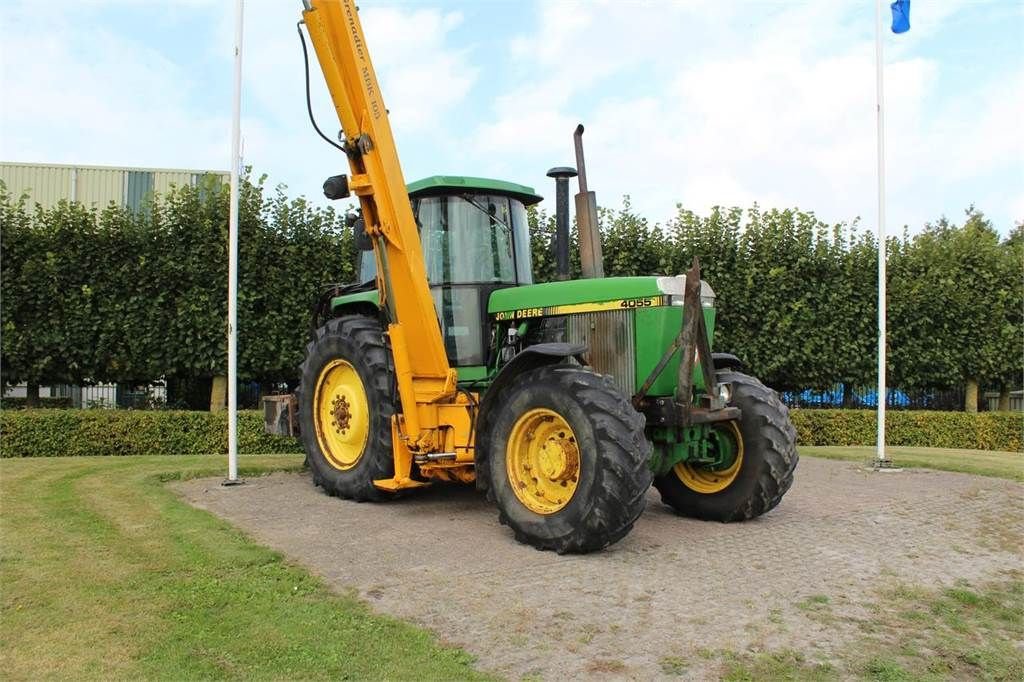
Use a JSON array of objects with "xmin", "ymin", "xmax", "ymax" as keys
[
  {"xmin": 483, "ymin": 364, "xmax": 653, "ymax": 554},
  {"xmin": 653, "ymin": 371, "xmax": 797, "ymax": 521},
  {"xmin": 297, "ymin": 315, "xmax": 395, "ymax": 501}
]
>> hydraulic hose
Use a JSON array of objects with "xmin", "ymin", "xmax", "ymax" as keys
[{"xmin": 297, "ymin": 21, "xmax": 345, "ymax": 152}]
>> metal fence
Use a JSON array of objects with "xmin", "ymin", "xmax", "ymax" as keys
[
  {"xmin": 779, "ymin": 384, "xmax": 969, "ymax": 411},
  {"xmin": 83, "ymin": 382, "xmax": 263, "ymax": 409},
  {"xmin": 8, "ymin": 381, "xmax": 1019, "ymax": 413},
  {"xmin": 70, "ymin": 383, "xmax": 168, "ymax": 409},
  {"xmin": 15, "ymin": 381, "xmax": 264, "ymax": 410}
]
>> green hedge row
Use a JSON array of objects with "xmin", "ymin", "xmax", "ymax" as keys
[
  {"xmin": 0, "ymin": 410, "xmax": 303, "ymax": 458},
  {"xmin": 790, "ymin": 409, "xmax": 1022, "ymax": 452},
  {"xmin": 1, "ymin": 408, "xmax": 1020, "ymax": 458}
]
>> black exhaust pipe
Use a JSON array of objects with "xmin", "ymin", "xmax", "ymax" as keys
[
  {"xmin": 573, "ymin": 125, "xmax": 604, "ymax": 278},
  {"xmin": 546, "ymin": 166, "xmax": 577, "ymax": 280}
]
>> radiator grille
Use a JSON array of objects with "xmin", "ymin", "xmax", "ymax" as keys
[{"xmin": 566, "ymin": 310, "xmax": 636, "ymax": 395}]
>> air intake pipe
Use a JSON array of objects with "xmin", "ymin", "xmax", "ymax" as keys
[
  {"xmin": 573, "ymin": 125, "xmax": 604, "ymax": 278},
  {"xmin": 546, "ymin": 166, "xmax": 577, "ymax": 280}
]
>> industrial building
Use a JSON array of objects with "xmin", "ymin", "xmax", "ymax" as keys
[{"xmin": 0, "ymin": 161, "xmax": 227, "ymax": 212}]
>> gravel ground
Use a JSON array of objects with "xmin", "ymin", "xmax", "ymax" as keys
[{"xmin": 174, "ymin": 457, "xmax": 1023, "ymax": 680}]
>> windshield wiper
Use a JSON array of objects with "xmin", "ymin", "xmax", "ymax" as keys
[{"xmin": 459, "ymin": 194, "xmax": 511, "ymax": 232}]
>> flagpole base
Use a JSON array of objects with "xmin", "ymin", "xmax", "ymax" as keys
[
  {"xmin": 866, "ymin": 457, "xmax": 902, "ymax": 472},
  {"xmin": 221, "ymin": 478, "xmax": 246, "ymax": 487}
]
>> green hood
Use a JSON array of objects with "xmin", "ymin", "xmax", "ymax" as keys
[{"xmin": 488, "ymin": 277, "xmax": 664, "ymax": 313}]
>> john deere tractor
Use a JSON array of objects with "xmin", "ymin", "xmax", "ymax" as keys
[{"xmin": 286, "ymin": 0, "xmax": 798, "ymax": 554}]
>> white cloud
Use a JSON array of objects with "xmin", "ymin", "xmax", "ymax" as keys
[
  {"xmin": 1, "ymin": 0, "xmax": 1019, "ymax": 233},
  {"xmin": 215, "ymin": 1, "xmax": 480, "ymax": 200},
  {"xmin": 0, "ymin": 0, "xmax": 479, "ymax": 204},
  {"xmin": 360, "ymin": 7, "xmax": 476, "ymax": 131},
  {"xmin": 0, "ymin": 3, "xmax": 229, "ymax": 170},
  {"xmin": 468, "ymin": 0, "xmax": 1023, "ymax": 232}
]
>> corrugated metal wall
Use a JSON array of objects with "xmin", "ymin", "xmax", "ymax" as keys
[
  {"xmin": 124, "ymin": 170, "xmax": 154, "ymax": 212},
  {"xmin": 76, "ymin": 167, "xmax": 123, "ymax": 208},
  {"xmin": 0, "ymin": 162, "xmax": 228, "ymax": 211},
  {"xmin": 154, "ymin": 171, "xmax": 193, "ymax": 196},
  {"xmin": 0, "ymin": 163, "xmax": 72, "ymax": 209}
]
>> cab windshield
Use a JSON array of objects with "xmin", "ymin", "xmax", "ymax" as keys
[
  {"xmin": 417, "ymin": 194, "xmax": 531, "ymax": 285},
  {"xmin": 355, "ymin": 194, "xmax": 533, "ymax": 286},
  {"xmin": 353, "ymin": 192, "xmax": 534, "ymax": 367}
]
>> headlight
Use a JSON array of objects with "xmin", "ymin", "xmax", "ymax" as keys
[{"xmin": 656, "ymin": 275, "xmax": 716, "ymax": 308}]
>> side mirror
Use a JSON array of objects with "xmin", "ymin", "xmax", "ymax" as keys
[{"xmin": 323, "ymin": 174, "xmax": 349, "ymax": 200}]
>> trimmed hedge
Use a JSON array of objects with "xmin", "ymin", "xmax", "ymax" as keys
[
  {"xmin": 790, "ymin": 409, "xmax": 1022, "ymax": 452},
  {"xmin": 0, "ymin": 409, "xmax": 303, "ymax": 458},
  {"xmin": 0, "ymin": 408, "xmax": 1019, "ymax": 458}
]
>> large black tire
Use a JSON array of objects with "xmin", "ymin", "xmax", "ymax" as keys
[
  {"xmin": 653, "ymin": 371, "xmax": 798, "ymax": 521},
  {"xmin": 297, "ymin": 315, "xmax": 395, "ymax": 501},
  {"xmin": 482, "ymin": 364, "xmax": 653, "ymax": 554}
]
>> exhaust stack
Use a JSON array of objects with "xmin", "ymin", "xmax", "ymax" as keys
[
  {"xmin": 573, "ymin": 125, "xmax": 604, "ymax": 278},
  {"xmin": 546, "ymin": 166, "xmax": 577, "ymax": 280}
]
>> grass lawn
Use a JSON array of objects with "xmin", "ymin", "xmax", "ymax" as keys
[
  {"xmin": 800, "ymin": 445, "xmax": 1023, "ymax": 481},
  {"xmin": 2, "ymin": 448, "xmax": 1020, "ymax": 680},
  {"xmin": 715, "ymin": 578, "xmax": 1023, "ymax": 681},
  {"xmin": 0, "ymin": 455, "xmax": 492, "ymax": 681}
]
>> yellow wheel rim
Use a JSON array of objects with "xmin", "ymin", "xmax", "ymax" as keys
[
  {"xmin": 313, "ymin": 359, "xmax": 370, "ymax": 471},
  {"xmin": 674, "ymin": 420, "xmax": 744, "ymax": 494},
  {"xmin": 505, "ymin": 408, "xmax": 581, "ymax": 515}
]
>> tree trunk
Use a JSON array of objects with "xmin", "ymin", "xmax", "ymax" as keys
[
  {"xmin": 964, "ymin": 378, "xmax": 979, "ymax": 413},
  {"xmin": 25, "ymin": 383, "xmax": 40, "ymax": 408},
  {"xmin": 210, "ymin": 375, "xmax": 227, "ymax": 412},
  {"xmin": 997, "ymin": 384, "xmax": 1011, "ymax": 412}
]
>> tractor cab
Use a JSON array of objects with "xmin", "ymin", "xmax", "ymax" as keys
[{"xmin": 357, "ymin": 175, "xmax": 542, "ymax": 370}]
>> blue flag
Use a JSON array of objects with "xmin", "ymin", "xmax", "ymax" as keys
[{"xmin": 891, "ymin": 0, "xmax": 911, "ymax": 34}]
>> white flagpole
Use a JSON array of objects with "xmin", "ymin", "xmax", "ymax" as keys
[
  {"xmin": 226, "ymin": 0, "xmax": 244, "ymax": 484},
  {"xmin": 874, "ymin": 0, "xmax": 888, "ymax": 464}
]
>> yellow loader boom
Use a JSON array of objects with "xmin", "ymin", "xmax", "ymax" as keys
[{"xmin": 301, "ymin": 0, "xmax": 470, "ymax": 487}]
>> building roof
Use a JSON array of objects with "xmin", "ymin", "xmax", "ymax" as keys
[
  {"xmin": 0, "ymin": 161, "xmax": 228, "ymax": 176},
  {"xmin": 407, "ymin": 175, "xmax": 543, "ymax": 205}
]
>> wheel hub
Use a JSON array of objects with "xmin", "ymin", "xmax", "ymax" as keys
[
  {"xmin": 331, "ymin": 395, "xmax": 351, "ymax": 434},
  {"xmin": 537, "ymin": 433, "xmax": 579, "ymax": 481},
  {"xmin": 506, "ymin": 408, "xmax": 581, "ymax": 515},
  {"xmin": 674, "ymin": 420, "xmax": 744, "ymax": 494},
  {"xmin": 313, "ymin": 359, "xmax": 370, "ymax": 471}
]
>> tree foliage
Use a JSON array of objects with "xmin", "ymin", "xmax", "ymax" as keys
[
  {"xmin": 529, "ymin": 200, "xmax": 1022, "ymax": 394},
  {"xmin": 2, "ymin": 179, "xmax": 1020, "ymax": 399},
  {"xmin": 889, "ymin": 209, "xmax": 1022, "ymax": 391},
  {"xmin": 1, "ymin": 176, "xmax": 352, "ymax": 388}
]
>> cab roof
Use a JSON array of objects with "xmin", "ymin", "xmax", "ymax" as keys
[{"xmin": 407, "ymin": 175, "xmax": 543, "ymax": 206}]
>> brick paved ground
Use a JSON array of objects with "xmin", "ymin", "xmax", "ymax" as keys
[{"xmin": 175, "ymin": 457, "xmax": 1022, "ymax": 679}]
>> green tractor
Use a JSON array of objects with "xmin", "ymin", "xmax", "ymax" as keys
[
  {"xmin": 298, "ymin": 165, "xmax": 797, "ymax": 551},
  {"xmin": 289, "ymin": 0, "xmax": 797, "ymax": 553}
]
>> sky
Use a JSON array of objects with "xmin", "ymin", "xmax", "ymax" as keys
[{"xmin": 1, "ymin": 0, "xmax": 1022, "ymax": 235}]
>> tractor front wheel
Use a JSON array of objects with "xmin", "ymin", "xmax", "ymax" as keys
[
  {"xmin": 483, "ymin": 364, "xmax": 653, "ymax": 554},
  {"xmin": 654, "ymin": 371, "xmax": 798, "ymax": 521},
  {"xmin": 297, "ymin": 315, "xmax": 396, "ymax": 501}
]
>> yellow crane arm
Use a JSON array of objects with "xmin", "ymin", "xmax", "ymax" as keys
[
  {"xmin": 301, "ymin": 0, "xmax": 458, "ymax": 424},
  {"xmin": 301, "ymin": 0, "xmax": 474, "ymax": 483}
]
